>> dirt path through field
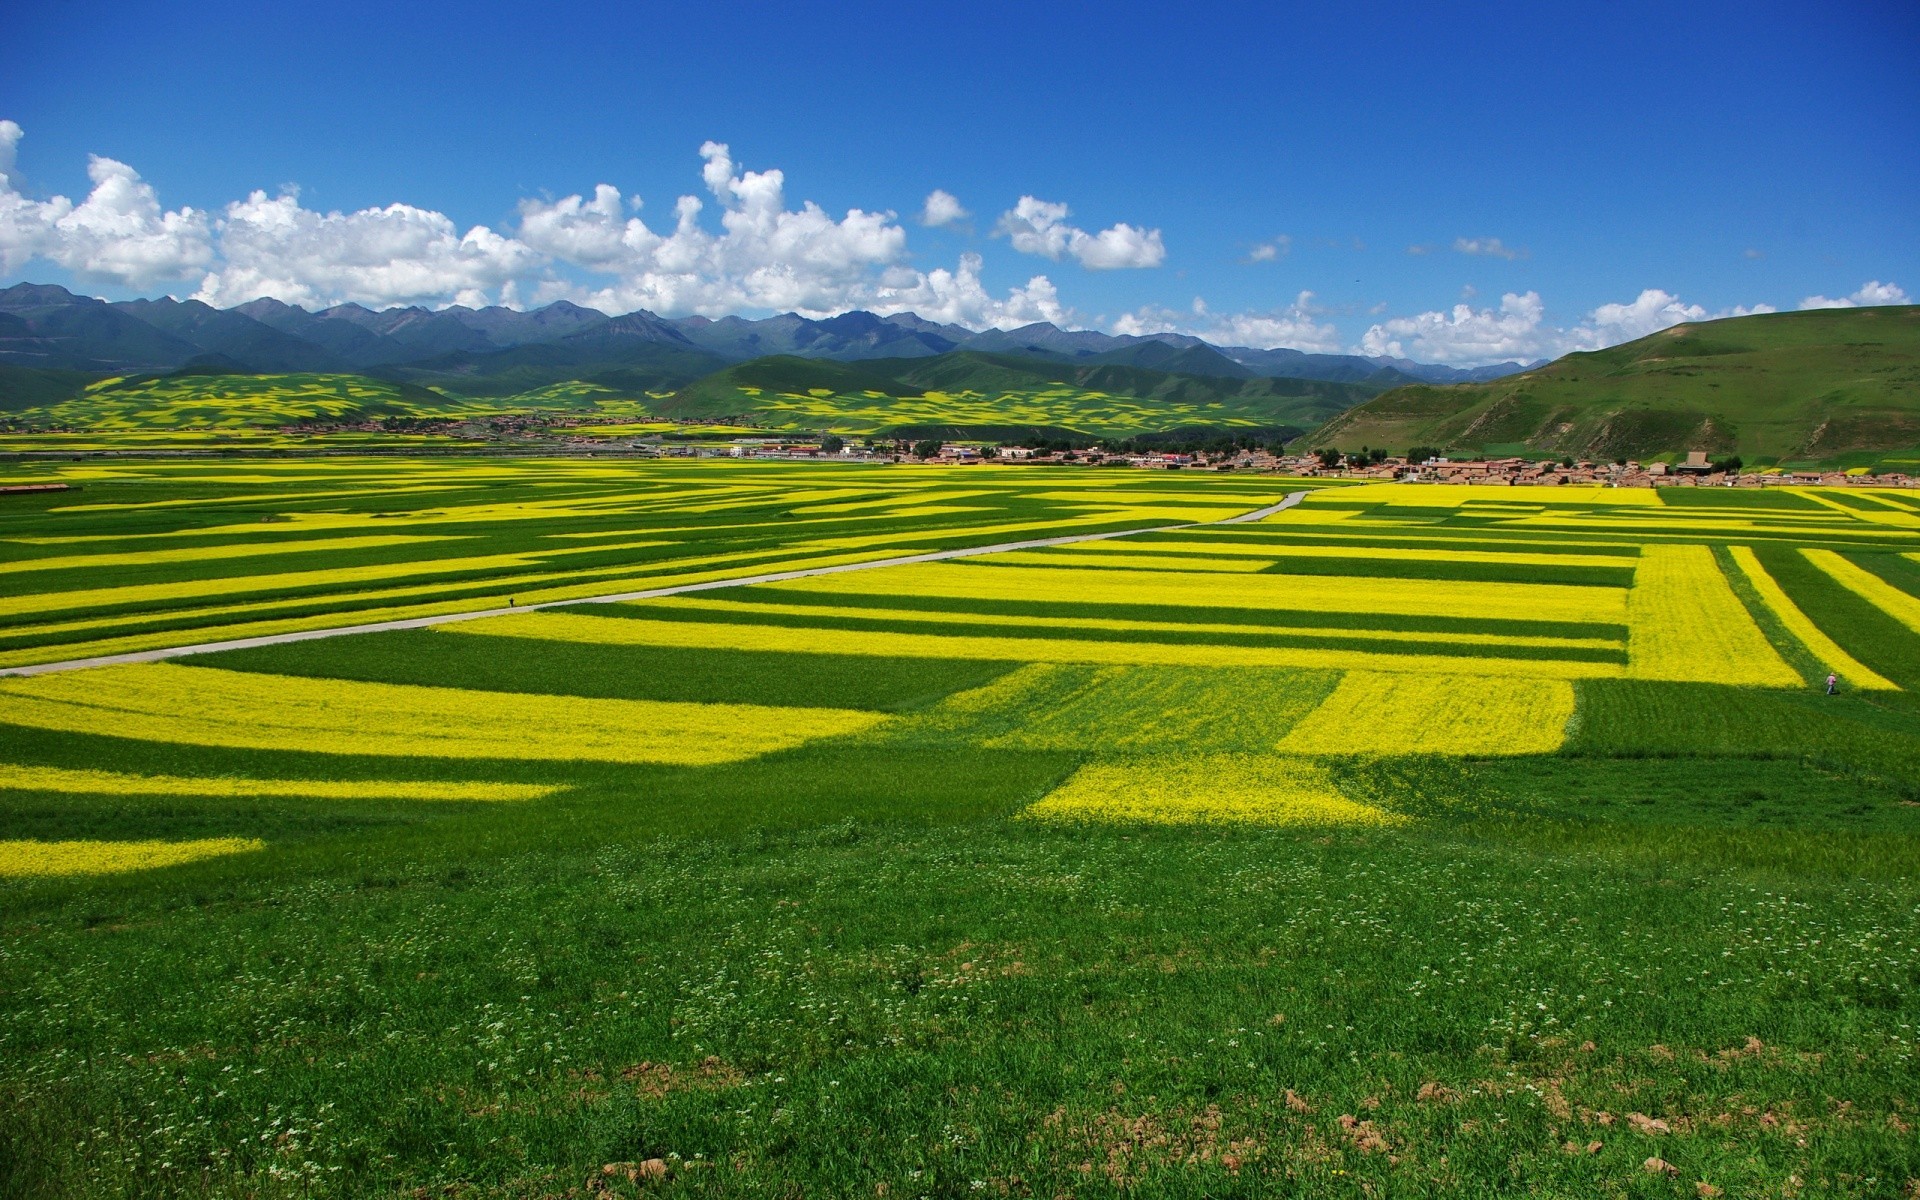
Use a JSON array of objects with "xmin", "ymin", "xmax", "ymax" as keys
[{"xmin": 0, "ymin": 490, "xmax": 1308, "ymax": 678}]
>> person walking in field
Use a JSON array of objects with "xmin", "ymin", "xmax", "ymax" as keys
[{"xmin": 1826, "ymin": 672, "xmax": 1838, "ymax": 695}]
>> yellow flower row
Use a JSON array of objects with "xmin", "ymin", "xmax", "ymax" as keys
[
  {"xmin": 453, "ymin": 611, "xmax": 1625, "ymax": 679},
  {"xmin": 1072, "ymin": 538, "xmax": 1639, "ymax": 569},
  {"xmin": 1024, "ymin": 755, "xmax": 1402, "ymax": 827},
  {"xmin": 981, "ymin": 550, "xmax": 1274, "ymax": 573},
  {"xmin": 0, "ymin": 533, "xmax": 457, "ymax": 577},
  {"xmin": 1626, "ymin": 544, "xmax": 1800, "ymax": 686},
  {"xmin": 1804, "ymin": 548, "xmax": 1920, "ymax": 632},
  {"xmin": 636, "ymin": 595, "xmax": 1623, "ymax": 652},
  {"xmin": 1726, "ymin": 547, "xmax": 1896, "ymax": 690},
  {"xmin": 1277, "ymin": 670, "xmax": 1576, "ymax": 756},
  {"xmin": 1297, "ymin": 483, "xmax": 1662, "ymax": 508},
  {"xmin": 765, "ymin": 561, "xmax": 1630, "ymax": 626},
  {"xmin": 0, "ymin": 664, "xmax": 885, "ymax": 764},
  {"xmin": 0, "ymin": 763, "xmax": 560, "ymax": 801},
  {"xmin": 0, "ymin": 837, "xmax": 265, "ymax": 877}
]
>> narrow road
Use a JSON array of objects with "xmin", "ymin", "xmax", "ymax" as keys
[{"xmin": 0, "ymin": 490, "xmax": 1309, "ymax": 678}]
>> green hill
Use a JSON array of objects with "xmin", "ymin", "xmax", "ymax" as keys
[
  {"xmin": 10, "ymin": 371, "xmax": 466, "ymax": 430},
  {"xmin": 0, "ymin": 346, "xmax": 1380, "ymax": 442},
  {"xmin": 1313, "ymin": 306, "xmax": 1920, "ymax": 464}
]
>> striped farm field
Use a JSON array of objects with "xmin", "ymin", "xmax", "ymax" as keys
[{"xmin": 5, "ymin": 462, "xmax": 1920, "ymax": 1198}]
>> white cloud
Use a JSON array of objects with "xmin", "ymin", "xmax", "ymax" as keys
[
  {"xmin": 1112, "ymin": 289, "xmax": 1342, "ymax": 353},
  {"xmin": 1357, "ymin": 288, "xmax": 1781, "ymax": 365},
  {"xmin": 994, "ymin": 195, "xmax": 1165, "ymax": 270},
  {"xmin": 518, "ymin": 146, "xmax": 1067, "ymax": 323},
  {"xmin": 1800, "ymin": 280, "xmax": 1910, "ymax": 309},
  {"xmin": 919, "ymin": 189, "xmax": 968, "ymax": 228},
  {"xmin": 518, "ymin": 141, "xmax": 912, "ymax": 317},
  {"xmin": 864, "ymin": 250, "xmax": 1067, "ymax": 330},
  {"xmin": 1245, "ymin": 235, "xmax": 1290, "ymax": 263},
  {"xmin": 0, "ymin": 122, "xmax": 212, "ymax": 286},
  {"xmin": 1453, "ymin": 236, "xmax": 1523, "ymax": 261},
  {"xmin": 195, "ymin": 189, "xmax": 539, "ymax": 309},
  {"xmin": 1585, "ymin": 288, "xmax": 1708, "ymax": 342},
  {"xmin": 1359, "ymin": 291, "xmax": 1551, "ymax": 363}
]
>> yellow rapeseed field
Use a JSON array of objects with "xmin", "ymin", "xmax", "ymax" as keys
[
  {"xmin": 1727, "ymin": 546, "xmax": 1896, "ymax": 690},
  {"xmin": 1025, "ymin": 755, "xmax": 1402, "ymax": 827},
  {"xmin": 0, "ymin": 763, "xmax": 560, "ymax": 802},
  {"xmin": 765, "ymin": 562, "xmax": 1629, "ymax": 625},
  {"xmin": 0, "ymin": 837, "xmax": 265, "ymax": 877},
  {"xmin": 1626, "ymin": 544, "xmax": 1801, "ymax": 686},
  {"xmin": 0, "ymin": 664, "xmax": 885, "ymax": 764},
  {"xmin": 1277, "ymin": 670, "xmax": 1576, "ymax": 756},
  {"xmin": 0, "ymin": 533, "xmax": 460, "ymax": 576},
  {"xmin": 1805, "ymin": 548, "xmax": 1920, "ymax": 632},
  {"xmin": 1071, "ymin": 539, "xmax": 1639, "ymax": 569},
  {"xmin": 452, "ymin": 611, "xmax": 1626, "ymax": 679},
  {"xmin": 1294, "ymin": 483, "xmax": 1661, "ymax": 508},
  {"xmin": 634, "ymin": 595, "xmax": 1623, "ymax": 652},
  {"xmin": 946, "ymin": 550, "xmax": 1275, "ymax": 573}
]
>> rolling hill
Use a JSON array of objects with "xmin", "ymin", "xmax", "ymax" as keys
[
  {"xmin": 1313, "ymin": 306, "xmax": 1920, "ymax": 464},
  {"xmin": 0, "ymin": 346, "xmax": 1378, "ymax": 442}
]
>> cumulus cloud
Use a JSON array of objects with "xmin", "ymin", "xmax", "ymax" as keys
[
  {"xmin": 196, "ymin": 189, "xmax": 539, "ymax": 309},
  {"xmin": 1800, "ymin": 280, "xmax": 1910, "ymax": 309},
  {"xmin": 1112, "ymin": 290, "xmax": 1342, "ymax": 353},
  {"xmin": 1357, "ymin": 288, "xmax": 1779, "ymax": 365},
  {"xmin": 3, "ymin": 123, "xmax": 1041, "ymax": 316},
  {"xmin": 515, "ymin": 146, "xmax": 1061, "ymax": 323},
  {"xmin": 1246, "ymin": 235, "xmax": 1290, "ymax": 263},
  {"xmin": 994, "ymin": 196, "xmax": 1165, "ymax": 269},
  {"xmin": 919, "ymin": 189, "xmax": 968, "ymax": 228},
  {"xmin": 1359, "ymin": 291, "xmax": 1551, "ymax": 363},
  {"xmin": 517, "ymin": 141, "xmax": 913, "ymax": 316},
  {"xmin": 1453, "ymin": 236, "xmax": 1523, "ymax": 261},
  {"xmin": 0, "ymin": 121, "xmax": 212, "ymax": 286},
  {"xmin": 865, "ymin": 250, "xmax": 1067, "ymax": 329}
]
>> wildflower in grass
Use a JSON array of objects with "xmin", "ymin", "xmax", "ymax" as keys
[
  {"xmin": 0, "ymin": 663, "xmax": 885, "ymax": 764},
  {"xmin": 0, "ymin": 837, "xmax": 264, "ymax": 876},
  {"xmin": 0, "ymin": 763, "xmax": 559, "ymax": 802},
  {"xmin": 1277, "ymin": 670, "xmax": 1576, "ymax": 756},
  {"xmin": 1726, "ymin": 546, "xmax": 1896, "ymax": 690},
  {"xmin": 1627, "ymin": 545, "xmax": 1799, "ymax": 686},
  {"xmin": 1025, "ymin": 754, "xmax": 1402, "ymax": 827}
]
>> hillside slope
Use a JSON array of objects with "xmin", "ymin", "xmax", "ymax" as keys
[
  {"xmin": 1313, "ymin": 306, "xmax": 1920, "ymax": 463},
  {"xmin": 16, "ymin": 371, "xmax": 467, "ymax": 430}
]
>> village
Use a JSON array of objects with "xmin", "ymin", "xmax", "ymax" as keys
[{"xmin": 617, "ymin": 435, "xmax": 1920, "ymax": 489}]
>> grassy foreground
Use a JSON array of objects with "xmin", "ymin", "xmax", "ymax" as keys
[{"xmin": 2, "ymin": 464, "xmax": 1919, "ymax": 1197}]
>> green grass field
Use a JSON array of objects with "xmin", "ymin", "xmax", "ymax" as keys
[{"xmin": 3, "ymin": 464, "xmax": 1919, "ymax": 1198}]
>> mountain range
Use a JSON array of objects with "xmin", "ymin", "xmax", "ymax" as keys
[{"xmin": 0, "ymin": 282, "xmax": 1530, "ymax": 406}]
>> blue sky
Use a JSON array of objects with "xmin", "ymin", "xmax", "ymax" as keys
[{"xmin": 1, "ymin": 0, "xmax": 1915, "ymax": 363}]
